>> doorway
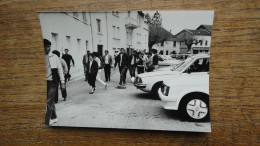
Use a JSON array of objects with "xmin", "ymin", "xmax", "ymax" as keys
[{"xmin": 97, "ymin": 45, "xmax": 103, "ymax": 57}]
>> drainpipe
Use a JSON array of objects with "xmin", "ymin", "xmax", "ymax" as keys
[
  {"xmin": 106, "ymin": 12, "xmax": 109, "ymax": 53},
  {"xmin": 89, "ymin": 12, "xmax": 94, "ymax": 52}
]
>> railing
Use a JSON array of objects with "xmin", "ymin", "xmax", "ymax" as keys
[{"xmin": 125, "ymin": 17, "xmax": 138, "ymax": 29}]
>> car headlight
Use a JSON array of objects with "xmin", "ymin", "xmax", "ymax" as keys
[
  {"xmin": 161, "ymin": 83, "xmax": 170, "ymax": 96},
  {"xmin": 135, "ymin": 77, "xmax": 143, "ymax": 84}
]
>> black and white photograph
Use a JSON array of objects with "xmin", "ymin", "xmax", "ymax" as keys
[{"xmin": 40, "ymin": 11, "xmax": 214, "ymax": 132}]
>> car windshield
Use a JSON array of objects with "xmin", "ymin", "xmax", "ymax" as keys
[{"xmin": 173, "ymin": 57, "xmax": 194, "ymax": 72}]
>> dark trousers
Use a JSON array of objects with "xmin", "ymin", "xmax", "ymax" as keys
[
  {"xmin": 65, "ymin": 65, "xmax": 71, "ymax": 82},
  {"xmin": 137, "ymin": 66, "xmax": 145, "ymax": 74},
  {"xmin": 45, "ymin": 81, "xmax": 58, "ymax": 125},
  {"xmin": 54, "ymin": 82, "xmax": 67, "ymax": 103},
  {"xmin": 129, "ymin": 65, "xmax": 136, "ymax": 77},
  {"xmin": 104, "ymin": 64, "xmax": 111, "ymax": 81},
  {"xmin": 88, "ymin": 73, "xmax": 97, "ymax": 88},
  {"xmin": 84, "ymin": 65, "xmax": 88, "ymax": 80},
  {"xmin": 119, "ymin": 66, "xmax": 127, "ymax": 85}
]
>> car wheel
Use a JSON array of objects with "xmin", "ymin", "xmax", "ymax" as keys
[
  {"xmin": 151, "ymin": 82, "xmax": 162, "ymax": 99},
  {"xmin": 180, "ymin": 93, "xmax": 209, "ymax": 122}
]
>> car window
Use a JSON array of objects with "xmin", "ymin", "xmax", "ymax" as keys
[
  {"xmin": 174, "ymin": 57, "xmax": 194, "ymax": 72},
  {"xmin": 184, "ymin": 58, "xmax": 209, "ymax": 73}
]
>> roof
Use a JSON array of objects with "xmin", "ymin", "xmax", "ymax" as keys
[
  {"xmin": 196, "ymin": 25, "xmax": 212, "ymax": 33},
  {"xmin": 176, "ymin": 29, "xmax": 211, "ymax": 37}
]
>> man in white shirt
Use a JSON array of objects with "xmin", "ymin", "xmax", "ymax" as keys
[
  {"xmin": 44, "ymin": 39, "xmax": 65, "ymax": 126},
  {"xmin": 103, "ymin": 50, "xmax": 112, "ymax": 82}
]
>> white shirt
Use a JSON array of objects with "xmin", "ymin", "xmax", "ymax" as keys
[
  {"xmin": 105, "ymin": 55, "xmax": 109, "ymax": 64},
  {"xmin": 89, "ymin": 60, "xmax": 93, "ymax": 73},
  {"xmin": 131, "ymin": 55, "xmax": 135, "ymax": 65},
  {"xmin": 48, "ymin": 53, "xmax": 65, "ymax": 83},
  {"xmin": 120, "ymin": 54, "xmax": 123, "ymax": 66}
]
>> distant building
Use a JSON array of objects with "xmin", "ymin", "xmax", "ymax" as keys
[
  {"xmin": 152, "ymin": 24, "xmax": 212, "ymax": 55},
  {"xmin": 152, "ymin": 36, "xmax": 181, "ymax": 55},
  {"xmin": 39, "ymin": 11, "xmax": 148, "ymax": 76},
  {"xmin": 176, "ymin": 25, "xmax": 212, "ymax": 54}
]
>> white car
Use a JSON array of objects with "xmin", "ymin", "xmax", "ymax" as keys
[{"xmin": 158, "ymin": 54, "xmax": 210, "ymax": 122}]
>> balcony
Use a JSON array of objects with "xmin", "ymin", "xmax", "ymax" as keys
[{"xmin": 125, "ymin": 17, "xmax": 138, "ymax": 29}]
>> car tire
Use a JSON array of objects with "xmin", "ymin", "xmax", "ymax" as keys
[
  {"xmin": 151, "ymin": 82, "xmax": 162, "ymax": 99},
  {"xmin": 180, "ymin": 93, "xmax": 209, "ymax": 122}
]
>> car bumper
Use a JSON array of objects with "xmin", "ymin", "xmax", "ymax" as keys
[
  {"xmin": 134, "ymin": 83, "xmax": 146, "ymax": 89},
  {"xmin": 158, "ymin": 90, "xmax": 178, "ymax": 110}
]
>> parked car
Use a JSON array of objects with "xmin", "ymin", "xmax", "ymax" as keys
[
  {"xmin": 158, "ymin": 55, "xmax": 182, "ymax": 66},
  {"xmin": 158, "ymin": 54, "xmax": 210, "ymax": 122},
  {"xmin": 134, "ymin": 54, "xmax": 192, "ymax": 97}
]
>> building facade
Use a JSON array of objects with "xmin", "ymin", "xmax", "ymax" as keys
[
  {"xmin": 39, "ymin": 11, "xmax": 149, "ymax": 76},
  {"xmin": 152, "ymin": 25, "xmax": 212, "ymax": 55}
]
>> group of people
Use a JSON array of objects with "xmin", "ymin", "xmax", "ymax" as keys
[
  {"xmin": 44, "ymin": 36, "xmax": 159, "ymax": 125},
  {"xmin": 44, "ymin": 39, "xmax": 75, "ymax": 125},
  {"xmin": 82, "ymin": 48, "xmax": 159, "ymax": 93}
]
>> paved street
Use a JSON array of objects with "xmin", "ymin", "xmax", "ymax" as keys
[{"xmin": 53, "ymin": 67, "xmax": 211, "ymax": 132}]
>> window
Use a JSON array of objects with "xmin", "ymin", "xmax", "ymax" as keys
[
  {"xmin": 160, "ymin": 50, "xmax": 163, "ymax": 55},
  {"xmin": 166, "ymin": 51, "xmax": 169, "ymax": 55},
  {"xmin": 73, "ymin": 12, "xmax": 78, "ymax": 18},
  {"xmin": 200, "ymin": 40, "xmax": 203, "ymax": 46},
  {"xmin": 128, "ymin": 11, "xmax": 130, "ymax": 17},
  {"xmin": 96, "ymin": 19, "xmax": 101, "ymax": 33},
  {"xmin": 51, "ymin": 33, "xmax": 58, "ymax": 51},
  {"xmin": 185, "ymin": 58, "xmax": 209, "ymax": 73},
  {"xmin": 205, "ymin": 40, "xmax": 208, "ymax": 46},
  {"xmin": 180, "ymin": 42, "xmax": 182, "ymax": 46},
  {"xmin": 173, "ymin": 41, "xmax": 176, "ymax": 47},
  {"xmin": 77, "ymin": 39, "xmax": 81, "ymax": 51},
  {"xmin": 82, "ymin": 12, "xmax": 87, "ymax": 23},
  {"xmin": 117, "ymin": 27, "xmax": 120, "ymax": 38},
  {"xmin": 66, "ymin": 36, "xmax": 71, "ymax": 50},
  {"xmin": 86, "ymin": 41, "xmax": 88, "ymax": 53},
  {"xmin": 112, "ymin": 26, "xmax": 116, "ymax": 38}
]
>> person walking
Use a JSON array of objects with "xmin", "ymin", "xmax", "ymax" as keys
[
  {"xmin": 136, "ymin": 52, "xmax": 145, "ymax": 74},
  {"xmin": 145, "ymin": 52, "xmax": 154, "ymax": 72},
  {"xmin": 93, "ymin": 52, "xmax": 107, "ymax": 89},
  {"xmin": 83, "ymin": 50, "xmax": 90, "ymax": 81},
  {"xmin": 152, "ymin": 49, "xmax": 159, "ymax": 69},
  {"xmin": 52, "ymin": 50, "xmax": 68, "ymax": 103},
  {"xmin": 114, "ymin": 48, "xmax": 128, "ymax": 86},
  {"xmin": 128, "ymin": 50, "xmax": 137, "ymax": 82},
  {"xmin": 87, "ymin": 54, "xmax": 98, "ymax": 94},
  {"xmin": 62, "ymin": 48, "xmax": 75, "ymax": 82},
  {"xmin": 103, "ymin": 50, "xmax": 112, "ymax": 82},
  {"xmin": 44, "ymin": 39, "xmax": 65, "ymax": 125}
]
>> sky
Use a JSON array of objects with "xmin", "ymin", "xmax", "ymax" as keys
[{"xmin": 143, "ymin": 11, "xmax": 214, "ymax": 35}]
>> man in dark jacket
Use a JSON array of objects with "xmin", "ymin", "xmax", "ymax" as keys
[
  {"xmin": 128, "ymin": 50, "xmax": 137, "ymax": 79},
  {"xmin": 87, "ymin": 53, "xmax": 98, "ymax": 94},
  {"xmin": 102, "ymin": 50, "xmax": 113, "ymax": 82},
  {"xmin": 62, "ymin": 48, "xmax": 75, "ymax": 82},
  {"xmin": 83, "ymin": 50, "xmax": 90, "ymax": 81},
  {"xmin": 152, "ymin": 49, "xmax": 159, "ymax": 69},
  {"xmin": 114, "ymin": 48, "xmax": 128, "ymax": 86}
]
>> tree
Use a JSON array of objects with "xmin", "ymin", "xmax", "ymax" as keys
[
  {"xmin": 176, "ymin": 30, "xmax": 201, "ymax": 53},
  {"xmin": 145, "ymin": 11, "xmax": 173, "ymax": 51}
]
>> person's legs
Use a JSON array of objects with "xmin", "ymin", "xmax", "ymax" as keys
[
  {"xmin": 104, "ymin": 64, "xmax": 109, "ymax": 81},
  {"xmin": 45, "ymin": 81, "xmax": 58, "ymax": 125},
  {"xmin": 119, "ymin": 66, "xmax": 123, "ymax": 85},
  {"xmin": 67, "ymin": 65, "xmax": 71, "ymax": 81},
  {"xmin": 122, "ymin": 66, "xmax": 127, "ymax": 84},
  {"xmin": 96, "ymin": 71, "xmax": 107, "ymax": 86},
  {"xmin": 54, "ymin": 83, "xmax": 59, "ymax": 103},
  {"xmin": 129, "ymin": 65, "xmax": 133, "ymax": 77},
  {"xmin": 108, "ymin": 64, "xmax": 111, "ymax": 81}
]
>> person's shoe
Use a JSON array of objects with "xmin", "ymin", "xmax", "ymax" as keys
[
  {"xmin": 63, "ymin": 98, "xmax": 66, "ymax": 101},
  {"xmin": 105, "ymin": 85, "xmax": 107, "ymax": 90},
  {"xmin": 49, "ymin": 118, "xmax": 58, "ymax": 125},
  {"xmin": 89, "ymin": 91, "xmax": 94, "ymax": 94}
]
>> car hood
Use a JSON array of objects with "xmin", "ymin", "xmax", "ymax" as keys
[{"xmin": 138, "ymin": 70, "xmax": 180, "ymax": 78}]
